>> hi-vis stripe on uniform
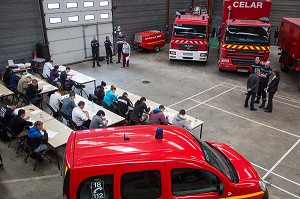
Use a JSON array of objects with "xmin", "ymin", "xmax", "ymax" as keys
[
  {"xmin": 222, "ymin": 44, "xmax": 270, "ymax": 51},
  {"xmin": 219, "ymin": 191, "xmax": 264, "ymax": 199}
]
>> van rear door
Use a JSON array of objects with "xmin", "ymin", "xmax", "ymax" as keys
[{"xmin": 114, "ymin": 163, "xmax": 167, "ymax": 199}]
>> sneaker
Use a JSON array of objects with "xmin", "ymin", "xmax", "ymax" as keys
[
  {"xmin": 254, "ymin": 100, "xmax": 260, "ymax": 104},
  {"xmin": 250, "ymin": 108, "xmax": 257, "ymax": 111},
  {"xmin": 92, "ymin": 65, "xmax": 95, "ymax": 68},
  {"xmin": 107, "ymin": 61, "xmax": 109, "ymax": 64},
  {"xmin": 97, "ymin": 64, "xmax": 101, "ymax": 67},
  {"xmin": 110, "ymin": 61, "xmax": 113, "ymax": 63}
]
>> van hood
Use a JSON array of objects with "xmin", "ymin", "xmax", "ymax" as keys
[{"xmin": 209, "ymin": 142, "xmax": 260, "ymax": 182}]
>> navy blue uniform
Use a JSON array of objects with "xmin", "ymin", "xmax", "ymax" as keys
[
  {"xmin": 91, "ymin": 39, "xmax": 100, "ymax": 67},
  {"xmin": 116, "ymin": 35, "xmax": 125, "ymax": 62},
  {"xmin": 255, "ymin": 66, "xmax": 272, "ymax": 104},
  {"xmin": 104, "ymin": 39, "xmax": 113, "ymax": 64}
]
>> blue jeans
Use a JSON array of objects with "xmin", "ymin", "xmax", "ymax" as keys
[{"xmin": 245, "ymin": 90, "xmax": 256, "ymax": 108}]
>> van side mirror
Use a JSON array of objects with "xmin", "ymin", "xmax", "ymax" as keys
[{"xmin": 218, "ymin": 183, "xmax": 224, "ymax": 196}]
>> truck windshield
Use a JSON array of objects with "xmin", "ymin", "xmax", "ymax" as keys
[
  {"xmin": 195, "ymin": 138, "xmax": 238, "ymax": 182},
  {"xmin": 173, "ymin": 24, "xmax": 206, "ymax": 38},
  {"xmin": 225, "ymin": 26, "xmax": 270, "ymax": 45}
]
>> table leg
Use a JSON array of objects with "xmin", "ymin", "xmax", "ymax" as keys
[
  {"xmin": 55, "ymin": 148, "xmax": 61, "ymax": 171},
  {"xmin": 94, "ymin": 80, "xmax": 96, "ymax": 90},
  {"xmin": 200, "ymin": 124, "xmax": 203, "ymax": 139}
]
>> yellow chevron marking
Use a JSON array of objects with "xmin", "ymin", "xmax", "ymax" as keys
[
  {"xmin": 227, "ymin": 44, "xmax": 232, "ymax": 48},
  {"xmin": 261, "ymin": 47, "xmax": 266, "ymax": 50},
  {"xmin": 243, "ymin": 46, "xmax": 249, "ymax": 50},
  {"xmin": 255, "ymin": 46, "xmax": 260, "ymax": 50},
  {"xmin": 225, "ymin": 191, "xmax": 265, "ymax": 199},
  {"xmin": 232, "ymin": 45, "xmax": 238, "ymax": 49},
  {"xmin": 222, "ymin": 44, "xmax": 226, "ymax": 48},
  {"xmin": 238, "ymin": 45, "xmax": 243, "ymax": 49},
  {"xmin": 249, "ymin": 46, "xmax": 255, "ymax": 50},
  {"xmin": 267, "ymin": 47, "xmax": 270, "ymax": 50}
]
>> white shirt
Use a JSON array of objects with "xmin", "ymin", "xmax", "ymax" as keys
[
  {"xmin": 43, "ymin": 62, "xmax": 53, "ymax": 78},
  {"xmin": 49, "ymin": 92, "xmax": 63, "ymax": 112},
  {"xmin": 72, "ymin": 107, "xmax": 88, "ymax": 127}
]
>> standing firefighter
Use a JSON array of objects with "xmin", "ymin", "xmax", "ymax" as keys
[
  {"xmin": 104, "ymin": 36, "xmax": 113, "ymax": 64},
  {"xmin": 116, "ymin": 32, "xmax": 125, "ymax": 64},
  {"xmin": 91, "ymin": 35, "xmax": 101, "ymax": 68}
]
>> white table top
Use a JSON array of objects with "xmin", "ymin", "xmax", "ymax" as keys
[
  {"xmin": 108, "ymin": 86, "xmax": 204, "ymax": 129},
  {"xmin": 23, "ymin": 73, "xmax": 58, "ymax": 94},
  {"xmin": 14, "ymin": 105, "xmax": 54, "ymax": 122},
  {"xmin": 59, "ymin": 65, "xmax": 95, "ymax": 85},
  {"xmin": 63, "ymin": 94, "xmax": 125, "ymax": 126},
  {"xmin": 0, "ymin": 84, "xmax": 14, "ymax": 97}
]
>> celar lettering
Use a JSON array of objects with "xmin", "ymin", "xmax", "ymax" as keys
[{"xmin": 233, "ymin": 1, "xmax": 263, "ymax": 9}]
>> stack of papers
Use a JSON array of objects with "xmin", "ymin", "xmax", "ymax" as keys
[{"xmin": 46, "ymin": 130, "xmax": 58, "ymax": 138}]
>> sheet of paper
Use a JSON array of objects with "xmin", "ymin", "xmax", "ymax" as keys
[
  {"xmin": 46, "ymin": 130, "xmax": 58, "ymax": 138},
  {"xmin": 31, "ymin": 110, "xmax": 41, "ymax": 115},
  {"xmin": 43, "ymin": 85, "xmax": 52, "ymax": 90}
]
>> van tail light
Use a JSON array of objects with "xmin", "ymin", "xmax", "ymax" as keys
[{"xmin": 63, "ymin": 167, "xmax": 70, "ymax": 199}]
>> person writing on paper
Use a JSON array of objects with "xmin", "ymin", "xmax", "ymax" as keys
[
  {"xmin": 89, "ymin": 110, "xmax": 108, "ymax": 129},
  {"xmin": 50, "ymin": 65, "xmax": 61, "ymax": 87},
  {"xmin": 117, "ymin": 92, "xmax": 133, "ymax": 116},
  {"xmin": 244, "ymin": 69, "xmax": 260, "ymax": 111},
  {"xmin": 9, "ymin": 72, "xmax": 22, "ymax": 90},
  {"xmin": 27, "ymin": 121, "xmax": 48, "ymax": 159},
  {"xmin": 17, "ymin": 76, "xmax": 32, "ymax": 94},
  {"xmin": 10, "ymin": 109, "xmax": 33, "ymax": 137},
  {"xmin": 133, "ymin": 97, "xmax": 150, "ymax": 123},
  {"xmin": 103, "ymin": 85, "xmax": 118, "ymax": 110},
  {"xmin": 172, "ymin": 109, "xmax": 192, "ymax": 132},
  {"xmin": 72, "ymin": 101, "xmax": 90, "ymax": 129},
  {"xmin": 61, "ymin": 92, "xmax": 76, "ymax": 117},
  {"xmin": 122, "ymin": 40, "xmax": 131, "ymax": 68},
  {"xmin": 25, "ymin": 79, "xmax": 43, "ymax": 107},
  {"xmin": 49, "ymin": 88, "xmax": 63, "ymax": 117},
  {"xmin": 60, "ymin": 67, "xmax": 73, "ymax": 91},
  {"xmin": 43, "ymin": 60, "xmax": 54, "ymax": 78},
  {"xmin": 0, "ymin": 102, "xmax": 17, "ymax": 142},
  {"xmin": 149, "ymin": 105, "xmax": 169, "ymax": 125}
]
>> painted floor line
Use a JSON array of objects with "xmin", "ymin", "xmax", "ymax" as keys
[
  {"xmin": 168, "ymin": 82, "xmax": 225, "ymax": 107},
  {"xmin": 220, "ymin": 84, "xmax": 300, "ymax": 109},
  {"xmin": 269, "ymin": 183, "xmax": 300, "ymax": 199},
  {"xmin": 251, "ymin": 163, "xmax": 300, "ymax": 187},
  {"xmin": 262, "ymin": 139, "xmax": 300, "ymax": 180},
  {"xmin": 0, "ymin": 174, "xmax": 61, "ymax": 184},
  {"xmin": 204, "ymin": 103, "xmax": 300, "ymax": 138}
]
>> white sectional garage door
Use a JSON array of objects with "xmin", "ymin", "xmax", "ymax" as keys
[{"xmin": 43, "ymin": 0, "xmax": 113, "ymax": 65}]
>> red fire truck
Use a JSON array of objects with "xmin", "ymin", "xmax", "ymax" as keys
[
  {"xmin": 169, "ymin": 7, "xmax": 210, "ymax": 62},
  {"xmin": 218, "ymin": 0, "xmax": 272, "ymax": 73},
  {"xmin": 278, "ymin": 18, "xmax": 300, "ymax": 91}
]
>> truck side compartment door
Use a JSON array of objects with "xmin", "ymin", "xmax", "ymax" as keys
[{"xmin": 114, "ymin": 162, "xmax": 167, "ymax": 199}]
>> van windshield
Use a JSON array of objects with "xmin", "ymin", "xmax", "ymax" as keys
[
  {"xmin": 195, "ymin": 138, "xmax": 238, "ymax": 182},
  {"xmin": 173, "ymin": 24, "xmax": 206, "ymax": 38},
  {"xmin": 225, "ymin": 26, "xmax": 270, "ymax": 45}
]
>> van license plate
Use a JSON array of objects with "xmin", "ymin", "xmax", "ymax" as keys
[
  {"xmin": 238, "ymin": 69, "xmax": 248, "ymax": 73},
  {"xmin": 183, "ymin": 53, "xmax": 193, "ymax": 56}
]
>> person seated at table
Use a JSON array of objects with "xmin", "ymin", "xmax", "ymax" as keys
[
  {"xmin": 133, "ymin": 97, "xmax": 150, "ymax": 123},
  {"xmin": 49, "ymin": 88, "xmax": 63, "ymax": 117},
  {"xmin": 117, "ymin": 92, "xmax": 133, "ymax": 116},
  {"xmin": 88, "ymin": 81, "xmax": 106, "ymax": 105},
  {"xmin": 25, "ymin": 79, "xmax": 43, "ymax": 107},
  {"xmin": 17, "ymin": 76, "xmax": 32, "ymax": 94},
  {"xmin": 0, "ymin": 102, "xmax": 17, "ymax": 142},
  {"xmin": 9, "ymin": 72, "xmax": 22, "ymax": 90},
  {"xmin": 89, "ymin": 110, "xmax": 108, "ymax": 129},
  {"xmin": 60, "ymin": 67, "xmax": 73, "ymax": 91},
  {"xmin": 103, "ymin": 85, "xmax": 118, "ymax": 110},
  {"xmin": 50, "ymin": 65, "xmax": 61, "ymax": 87},
  {"xmin": 172, "ymin": 109, "xmax": 192, "ymax": 132},
  {"xmin": 149, "ymin": 105, "xmax": 169, "ymax": 125},
  {"xmin": 72, "ymin": 101, "xmax": 90, "ymax": 129},
  {"xmin": 27, "ymin": 121, "xmax": 48, "ymax": 160},
  {"xmin": 61, "ymin": 91, "xmax": 76, "ymax": 118},
  {"xmin": 3, "ymin": 67, "xmax": 13, "ymax": 86},
  {"xmin": 10, "ymin": 109, "xmax": 33, "ymax": 137},
  {"xmin": 43, "ymin": 59, "xmax": 53, "ymax": 78}
]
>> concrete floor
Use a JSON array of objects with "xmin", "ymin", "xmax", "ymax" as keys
[{"xmin": 0, "ymin": 45, "xmax": 300, "ymax": 199}]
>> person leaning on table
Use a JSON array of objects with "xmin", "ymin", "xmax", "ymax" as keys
[
  {"xmin": 149, "ymin": 105, "xmax": 169, "ymax": 125},
  {"xmin": 10, "ymin": 109, "xmax": 33, "ymax": 137},
  {"xmin": 27, "ymin": 121, "xmax": 48, "ymax": 158},
  {"xmin": 172, "ymin": 109, "xmax": 192, "ymax": 132},
  {"xmin": 17, "ymin": 76, "xmax": 32, "ymax": 94},
  {"xmin": 133, "ymin": 97, "xmax": 150, "ymax": 123},
  {"xmin": 25, "ymin": 79, "xmax": 43, "ymax": 107},
  {"xmin": 103, "ymin": 85, "xmax": 118, "ymax": 110},
  {"xmin": 89, "ymin": 110, "xmax": 108, "ymax": 129},
  {"xmin": 72, "ymin": 101, "xmax": 90, "ymax": 129},
  {"xmin": 61, "ymin": 91, "xmax": 76, "ymax": 118}
]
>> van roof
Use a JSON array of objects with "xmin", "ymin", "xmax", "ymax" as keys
[
  {"xmin": 174, "ymin": 13, "xmax": 209, "ymax": 25},
  {"xmin": 71, "ymin": 125, "xmax": 205, "ymax": 167}
]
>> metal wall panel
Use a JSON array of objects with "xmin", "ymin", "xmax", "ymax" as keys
[
  {"xmin": 211, "ymin": 0, "xmax": 223, "ymax": 31},
  {"xmin": 169, "ymin": 0, "xmax": 192, "ymax": 26},
  {"xmin": 0, "ymin": 0, "xmax": 44, "ymax": 67},
  {"xmin": 112, "ymin": 0, "xmax": 168, "ymax": 48}
]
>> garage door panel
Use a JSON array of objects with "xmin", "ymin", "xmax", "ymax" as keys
[
  {"xmin": 50, "ymin": 38, "xmax": 84, "ymax": 54},
  {"xmin": 51, "ymin": 50, "xmax": 85, "ymax": 65},
  {"xmin": 47, "ymin": 27, "xmax": 83, "ymax": 42}
]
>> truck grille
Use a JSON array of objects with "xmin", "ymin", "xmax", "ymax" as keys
[
  {"xmin": 232, "ymin": 59, "xmax": 253, "ymax": 66},
  {"xmin": 179, "ymin": 44, "xmax": 198, "ymax": 51}
]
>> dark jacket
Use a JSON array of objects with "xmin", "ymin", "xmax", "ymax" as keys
[
  {"xmin": 3, "ymin": 70, "xmax": 12, "ymax": 86},
  {"xmin": 251, "ymin": 62, "xmax": 262, "ymax": 74},
  {"xmin": 133, "ymin": 100, "xmax": 150, "ymax": 119},
  {"xmin": 149, "ymin": 108, "xmax": 169, "ymax": 125},
  {"xmin": 94, "ymin": 86, "xmax": 105, "ymax": 100},
  {"xmin": 0, "ymin": 106, "xmax": 14, "ymax": 126},
  {"xmin": 27, "ymin": 126, "xmax": 48, "ymax": 150},
  {"xmin": 104, "ymin": 40, "xmax": 112, "ymax": 49},
  {"xmin": 259, "ymin": 66, "xmax": 272, "ymax": 84},
  {"xmin": 268, "ymin": 77, "xmax": 280, "ymax": 93},
  {"xmin": 117, "ymin": 35, "xmax": 125, "ymax": 47},
  {"xmin": 91, "ymin": 39, "xmax": 99, "ymax": 52},
  {"xmin": 247, "ymin": 73, "xmax": 260, "ymax": 93},
  {"xmin": 50, "ymin": 69, "xmax": 59, "ymax": 82},
  {"xmin": 25, "ymin": 84, "xmax": 42, "ymax": 100},
  {"xmin": 9, "ymin": 74, "xmax": 20, "ymax": 90},
  {"xmin": 10, "ymin": 116, "xmax": 33, "ymax": 135},
  {"xmin": 60, "ymin": 71, "xmax": 68, "ymax": 85},
  {"xmin": 118, "ymin": 95, "xmax": 133, "ymax": 116}
]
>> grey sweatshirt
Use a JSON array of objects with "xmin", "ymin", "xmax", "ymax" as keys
[
  {"xmin": 172, "ymin": 114, "xmax": 192, "ymax": 132},
  {"xmin": 89, "ymin": 115, "xmax": 108, "ymax": 129}
]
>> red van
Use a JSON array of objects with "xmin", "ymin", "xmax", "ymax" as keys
[
  {"xmin": 134, "ymin": 30, "xmax": 166, "ymax": 52},
  {"xmin": 63, "ymin": 126, "xmax": 268, "ymax": 199}
]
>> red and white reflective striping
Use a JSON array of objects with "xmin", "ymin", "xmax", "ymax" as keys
[{"xmin": 171, "ymin": 40, "xmax": 207, "ymax": 45}]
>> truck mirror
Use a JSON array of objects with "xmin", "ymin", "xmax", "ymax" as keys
[{"xmin": 274, "ymin": 30, "xmax": 279, "ymax": 39}]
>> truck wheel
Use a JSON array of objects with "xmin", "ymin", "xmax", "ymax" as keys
[
  {"xmin": 280, "ymin": 53, "xmax": 289, "ymax": 72},
  {"xmin": 154, "ymin": 46, "xmax": 160, "ymax": 53}
]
